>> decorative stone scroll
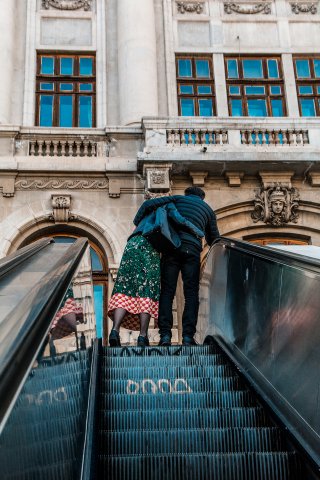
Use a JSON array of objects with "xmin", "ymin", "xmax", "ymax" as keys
[
  {"xmin": 252, "ymin": 183, "xmax": 300, "ymax": 227},
  {"xmin": 290, "ymin": 2, "xmax": 317, "ymax": 14},
  {"xmin": 224, "ymin": 2, "xmax": 271, "ymax": 14},
  {"xmin": 15, "ymin": 178, "xmax": 109, "ymax": 190},
  {"xmin": 42, "ymin": 0, "xmax": 92, "ymax": 10},
  {"xmin": 176, "ymin": 1, "xmax": 204, "ymax": 14},
  {"xmin": 49, "ymin": 195, "xmax": 77, "ymax": 223}
]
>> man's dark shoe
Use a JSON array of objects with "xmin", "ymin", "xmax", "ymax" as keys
[
  {"xmin": 109, "ymin": 329, "xmax": 121, "ymax": 347},
  {"xmin": 182, "ymin": 336, "xmax": 197, "ymax": 346},
  {"xmin": 158, "ymin": 334, "xmax": 172, "ymax": 346},
  {"xmin": 137, "ymin": 335, "xmax": 149, "ymax": 347}
]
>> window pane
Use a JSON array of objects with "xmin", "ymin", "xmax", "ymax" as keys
[
  {"xmin": 79, "ymin": 96, "xmax": 92, "ymax": 127},
  {"xmin": 180, "ymin": 98, "xmax": 195, "ymax": 116},
  {"xmin": 180, "ymin": 85, "xmax": 194, "ymax": 94},
  {"xmin": 300, "ymin": 98, "xmax": 316, "ymax": 116},
  {"xmin": 229, "ymin": 86, "xmax": 240, "ymax": 95},
  {"xmin": 314, "ymin": 59, "xmax": 320, "ymax": 77},
  {"xmin": 198, "ymin": 99, "xmax": 213, "ymax": 116},
  {"xmin": 271, "ymin": 99, "xmax": 284, "ymax": 116},
  {"xmin": 198, "ymin": 85, "xmax": 212, "ymax": 94},
  {"xmin": 317, "ymin": 86, "xmax": 320, "ymax": 94},
  {"xmin": 59, "ymin": 95, "xmax": 73, "ymax": 127},
  {"xmin": 90, "ymin": 247, "xmax": 103, "ymax": 271},
  {"xmin": 243, "ymin": 59, "xmax": 263, "ymax": 79},
  {"xmin": 267, "ymin": 59, "xmax": 279, "ymax": 78},
  {"xmin": 196, "ymin": 60, "xmax": 210, "ymax": 78},
  {"xmin": 270, "ymin": 86, "xmax": 281, "ymax": 95},
  {"xmin": 41, "ymin": 57, "xmax": 54, "ymax": 75},
  {"xmin": 178, "ymin": 59, "xmax": 192, "ymax": 77},
  {"xmin": 60, "ymin": 83, "xmax": 73, "ymax": 91},
  {"xmin": 245, "ymin": 85, "xmax": 265, "ymax": 95},
  {"xmin": 299, "ymin": 85, "xmax": 313, "ymax": 95},
  {"xmin": 230, "ymin": 99, "xmax": 243, "ymax": 116},
  {"xmin": 39, "ymin": 95, "xmax": 53, "ymax": 126},
  {"xmin": 80, "ymin": 57, "xmax": 93, "ymax": 76},
  {"xmin": 79, "ymin": 83, "xmax": 93, "ymax": 92},
  {"xmin": 296, "ymin": 59, "xmax": 311, "ymax": 78},
  {"xmin": 247, "ymin": 99, "xmax": 267, "ymax": 116},
  {"xmin": 93, "ymin": 284, "xmax": 103, "ymax": 339},
  {"xmin": 227, "ymin": 59, "xmax": 238, "ymax": 78},
  {"xmin": 40, "ymin": 83, "xmax": 54, "ymax": 91},
  {"xmin": 60, "ymin": 57, "xmax": 73, "ymax": 75}
]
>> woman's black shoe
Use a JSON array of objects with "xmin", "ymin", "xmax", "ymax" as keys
[
  {"xmin": 109, "ymin": 329, "xmax": 121, "ymax": 347},
  {"xmin": 182, "ymin": 336, "xmax": 197, "ymax": 346},
  {"xmin": 137, "ymin": 335, "xmax": 149, "ymax": 347}
]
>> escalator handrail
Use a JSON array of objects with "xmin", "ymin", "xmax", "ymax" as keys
[
  {"xmin": 0, "ymin": 238, "xmax": 89, "ymax": 433},
  {"xmin": 213, "ymin": 237, "xmax": 320, "ymax": 275},
  {"xmin": 0, "ymin": 238, "xmax": 53, "ymax": 280}
]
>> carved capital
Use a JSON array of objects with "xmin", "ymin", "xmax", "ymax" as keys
[
  {"xmin": 252, "ymin": 183, "xmax": 300, "ymax": 227},
  {"xmin": 225, "ymin": 171, "xmax": 244, "ymax": 187},
  {"xmin": 42, "ymin": 0, "xmax": 92, "ymax": 10},
  {"xmin": 49, "ymin": 194, "xmax": 76, "ymax": 223},
  {"xmin": 291, "ymin": 2, "xmax": 317, "ymax": 14},
  {"xmin": 109, "ymin": 267, "xmax": 119, "ymax": 282},
  {"xmin": 224, "ymin": 2, "xmax": 271, "ymax": 14},
  {"xmin": 176, "ymin": 1, "xmax": 204, "ymax": 14},
  {"xmin": 143, "ymin": 163, "xmax": 172, "ymax": 196},
  {"xmin": 0, "ymin": 173, "xmax": 17, "ymax": 197},
  {"xmin": 189, "ymin": 171, "xmax": 208, "ymax": 187}
]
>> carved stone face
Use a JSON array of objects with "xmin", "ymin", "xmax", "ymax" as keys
[{"xmin": 271, "ymin": 199, "xmax": 285, "ymax": 214}]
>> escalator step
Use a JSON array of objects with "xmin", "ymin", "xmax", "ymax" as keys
[
  {"xmin": 100, "ymin": 390, "xmax": 257, "ymax": 410},
  {"xmin": 103, "ymin": 345, "xmax": 220, "ymax": 357},
  {"xmin": 8, "ymin": 399, "xmax": 87, "ymax": 423},
  {"xmin": 104, "ymin": 364, "xmax": 235, "ymax": 379},
  {"xmin": 101, "ymin": 376, "xmax": 245, "ymax": 393},
  {"xmin": 35, "ymin": 359, "xmax": 89, "ymax": 376},
  {"xmin": 98, "ymin": 427, "xmax": 284, "ymax": 455},
  {"xmin": 100, "ymin": 407, "xmax": 271, "ymax": 430},
  {"xmin": 98, "ymin": 452, "xmax": 301, "ymax": 480},
  {"xmin": 3, "ymin": 460, "xmax": 76, "ymax": 480},
  {"xmin": 15, "ymin": 383, "xmax": 89, "ymax": 408},
  {"xmin": 102, "ymin": 354, "xmax": 227, "ymax": 367}
]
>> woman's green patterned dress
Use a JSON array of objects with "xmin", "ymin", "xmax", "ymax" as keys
[{"xmin": 108, "ymin": 235, "xmax": 160, "ymax": 330}]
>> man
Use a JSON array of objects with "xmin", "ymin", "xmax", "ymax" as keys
[{"xmin": 134, "ymin": 187, "xmax": 219, "ymax": 345}]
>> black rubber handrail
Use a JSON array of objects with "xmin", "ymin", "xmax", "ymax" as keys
[
  {"xmin": 0, "ymin": 238, "xmax": 89, "ymax": 432},
  {"xmin": 0, "ymin": 238, "xmax": 53, "ymax": 280},
  {"xmin": 214, "ymin": 236, "xmax": 320, "ymax": 275}
]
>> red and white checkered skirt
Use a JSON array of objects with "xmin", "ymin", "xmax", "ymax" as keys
[{"xmin": 108, "ymin": 292, "xmax": 159, "ymax": 331}]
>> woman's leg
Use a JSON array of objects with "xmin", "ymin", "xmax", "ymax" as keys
[
  {"xmin": 112, "ymin": 307, "xmax": 127, "ymax": 331},
  {"xmin": 139, "ymin": 312, "xmax": 151, "ymax": 337}
]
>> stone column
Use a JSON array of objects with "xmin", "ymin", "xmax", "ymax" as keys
[
  {"xmin": 213, "ymin": 54, "xmax": 229, "ymax": 117},
  {"xmin": 282, "ymin": 54, "xmax": 300, "ymax": 117},
  {"xmin": 0, "ymin": 1, "xmax": 15, "ymax": 124},
  {"xmin": 118, "ymin": 0, "xmax": 159, "ymax": 125}
]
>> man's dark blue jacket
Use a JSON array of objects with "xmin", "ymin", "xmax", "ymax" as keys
[{"xmin": 134, "ymin": 194, "xmax": 220, "ymax": 252}]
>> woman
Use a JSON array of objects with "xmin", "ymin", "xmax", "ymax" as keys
[{"xmin": 108, "ymin": 198, "xmax": 204, "ymax": 347}]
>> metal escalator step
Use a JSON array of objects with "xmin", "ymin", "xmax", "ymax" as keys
[
  {"xmin": 100, "ymin": 407, "xmax": 271, "ymax": 431},
  {"xmin": 8, "ymin": 398, "xmax": 86, "ymax": 424},
  {"xmin": 98, "ymin": 427, "xmax": 283, "ymax": 455},
  {"xmin": 38, "ymin": 349, "xmax": 89, "ymax": 368},
  {"xmin": 100, "ymin": 391, "xmax": 257, "ymax": 410},
  {"xmin": 20, "ymin": 378, "xmax": 89, "ymax": 396},
  {"xmin": 15, "ymin": 382, "xmax": 89, "ymax": 408},
  {"xmin": 101, "ymin": 376, "xmax": 245, "ymax": 393},
  {"xmin": 33, "ymin": 360, "xmax": 90, "ymax": 378},
  {"xmin": 3, "ymin": 460, "xmax": 76, "ymax": 480},
  {"xmin": 104, "ymin": 364, "xmax": 235, "ymax": 379},
  {"xmin": 98, "ymin": 452, "xmax": 301, "ymax": 480},
  {"xmin": 102, "ymin": 354, "xmax": 227, "ymax": 368},
  {"xmin": 103, "ymin": 345, "xmax": 220, "ymax": 357}
]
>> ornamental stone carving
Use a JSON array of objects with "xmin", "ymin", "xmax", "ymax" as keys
[
  {"xmin": 176, "ymin": 1, "xmax": 204, "ymax": 14},
  {"xmin": 15, "ymin": 178, "xmax": 109, "ymax": 190},
  {"xmin": 224, "ymin": 2, "xmax": 271, "ymax": 14},
  {"xmin": 42, "ymin": 0, "xmax": 92, "ymax": 10},
  {"xmin": 290, "ymin": 2, "xmax": 317, "ymax": 14},
  {"xmin": 251, "ymin": 183, "xmax": 300, "ymax": 227},
  {"xmin": 144, "ymin": 164, "xmax": 172, "ymax": 194},
  {"xmin": 49, "ymin": 194, "xmax": 77, "ymax": 223}
]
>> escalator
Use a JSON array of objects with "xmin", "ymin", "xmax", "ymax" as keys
[{"xmin": 1, "ymin": 237, "xmax": 319, "ymax": 479}]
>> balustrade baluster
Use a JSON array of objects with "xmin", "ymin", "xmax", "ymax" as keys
[
  {"xmin": 261, "ymin": 130, "xmax": 267, "ymax": 145},
  {"xmin": 282, "ymin": 130, "xmax": 288, "ymax": 145},
  {"xmin": 240, "ymin": 130, "xmax": 247, "ymax": 145},
  {"xmin": 29, "ymin": 141, "xmax": 36, "ymax": 156},
  {"xmin": 268, "ymin": 131, "xmax": 275, "ymax": 145},
  {"xmin": 248, "ymin": 130, "xmax": 254, "ymax": 145},
  {"xmin": 181, "ymin": 129, "xmax": 186, "ymax": 145},
  {"xmin": 52, "ymin": 140, "xmax": 59, "ymax": 156},
  {"xmin": 174, "ymin": 129, "xmax": 180, "ymax": 146},
  {"xmin": 83, "ymin": 141, "xmax": 89, "ymax": 156},
  {"xmin": 288, "ymin": 130, "xmax": 294, "ymax": 145},
  {"xmin": 296, "ymin": 130, "xmax": 302, "ymax": 146},
  {"xmin": 200, "ymin": 130, "xmax": 206, "ymax": 145},
  {"xmin": 167, "ymin": 130, "xmax": 174, "ymax": 145},
  {"xmin": 302, "ymin": 130, "xmax": 309, "ymax": 145},
  {"xmin": 222, "ymin": 130, "xmax": 228, "ymax": 145},
  {"xmin": 274, "ymin": 130, "xmax": 280, "ymax": 145},
  {"xmin": 194, "ymin": 129, "xmax": 200, "ymax": 144}
]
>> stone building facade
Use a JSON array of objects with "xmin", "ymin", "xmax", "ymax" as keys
[{"xmin": 0, "ymin": 0, "xmax": 319, "ymax": 344}]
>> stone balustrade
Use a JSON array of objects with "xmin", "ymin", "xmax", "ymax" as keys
[
  {"xmin": 167, "ymin": 128, "xmax": 228, "ymax": 146},
  {"xmin": 29, "ymin": 138, "xmax": 97, "ymax": 157},
  {"xmin": 240, "ymin": 128, "xmax": 309, "ymax": 146}
]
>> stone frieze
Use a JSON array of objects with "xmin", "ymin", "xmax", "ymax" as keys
[
  {"xmin": 224, "ymin": 2, "xmax": 272, "ymax": 14},
  {"xmin": 42, "ymin": 0, "xmax": 92, "ymax": 10},
  {"xmin": 176, "ymin": 1, "xmax": 204, "ymax": 14},
  {"xmin": 290, "ymin": 2, "xmax": 317, "ymax": 14},
  {"xmin": 15, "ymin": 178, "xmax": 109, "ymax": 190}
]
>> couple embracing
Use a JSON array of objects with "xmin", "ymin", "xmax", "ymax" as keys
[{"xmin": 108, "ymin": 186, "xmax": 219, "ymax": 347}]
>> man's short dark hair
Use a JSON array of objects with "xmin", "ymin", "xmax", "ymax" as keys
[{"xmin": 184, "ymin": 186, "xmax": 205, "ymax": 199}]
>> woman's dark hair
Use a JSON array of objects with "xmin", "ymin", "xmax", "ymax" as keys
[{"xmin": 184, "ymin": 186, "xmax": 205, "ymax": 199}]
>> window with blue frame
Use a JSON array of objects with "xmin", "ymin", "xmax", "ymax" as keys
[
  {"xmin": 225, "ymin": 56, "xmax": 286, "ymax": 117},
  {"xmin": 294, "ymin": 56, "xmax": 320, "ymax": 117},
  {"xmin": 176, "ymin": 56, "xmax": 216, "ymax": 116},
  {"xmin": 36, "ymin": 54, "xmax": 95, "ymax": 127}
]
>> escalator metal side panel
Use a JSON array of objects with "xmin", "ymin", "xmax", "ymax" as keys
[{"xmin": 197, "ymin": 239, "xmax": 320, "ymax": 468}]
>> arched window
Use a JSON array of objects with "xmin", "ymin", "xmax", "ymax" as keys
[{"xmin": 243, "ymin": 234, "xmax": 311, "ymax": 246}]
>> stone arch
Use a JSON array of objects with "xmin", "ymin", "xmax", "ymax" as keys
[{"xmin": 2, "ymin": 201, "xmax": 125, "ymax": 264}]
